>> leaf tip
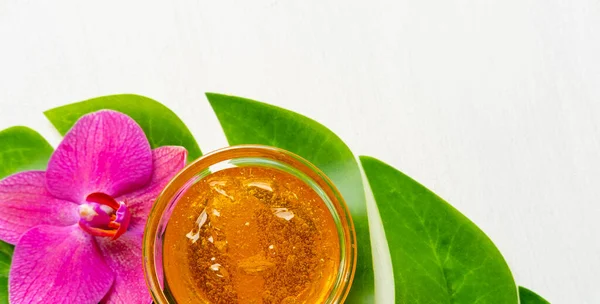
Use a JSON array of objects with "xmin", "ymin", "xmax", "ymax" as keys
[
  {"xmin": 205, "ymin": 92, "xmax": 225, "ymax": 102},
  {"xmin": 358, "ymin": 155, "xmax": 377, "ymax": 164},
  {"xmin": 359, "ymin": 156, "xmax": 390, "ymax": 171}
]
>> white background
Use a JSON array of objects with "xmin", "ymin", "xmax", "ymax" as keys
[{"xmin": 0, "ymin": 1, "xmax": 598, "ymax": 303}]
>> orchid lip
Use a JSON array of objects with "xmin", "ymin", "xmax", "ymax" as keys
[{"xmin": 78, "ymin": 192, "xmax": 131, "ymax": 240}]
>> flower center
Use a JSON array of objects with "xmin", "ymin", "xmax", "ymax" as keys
[{"xmin": 78, "ymin": 192, "xmax": 131, "ymax": 240}]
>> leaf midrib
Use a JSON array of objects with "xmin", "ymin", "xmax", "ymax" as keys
[{"xmin": 388, "ymin": 185, "xmax": 454, "ymax": 304}]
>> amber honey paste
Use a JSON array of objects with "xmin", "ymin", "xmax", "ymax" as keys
[{"xmin": 163, "ymin": 166, "xmax": 341, "ymax": 303}]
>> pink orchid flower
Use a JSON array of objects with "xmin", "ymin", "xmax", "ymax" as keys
[{"xmin": 0, "ymin": 110, "xmax": 187, "ymax": 303}]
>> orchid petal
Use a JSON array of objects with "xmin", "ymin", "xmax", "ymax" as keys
[
  {"xmin": 9, "ymin": 225, "xmax": 113, "ymax": 304},
  {"xmin": 97, "ymin": 229, "xmax": 149, "ymax": 304},
  {"xmin": 46, "ymin": 110, "xmax": 153, "ymax": 203},
  {"xmin": 0, "ymin": 171, "xmax": 78, "ymax": 244},
  {"xmin": 118, "ymin": 146, "xmax": 187, "ymax": 230}
]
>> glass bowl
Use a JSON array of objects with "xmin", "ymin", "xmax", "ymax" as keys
[{"xmin": 143, "ymin": 145, "xmax": 356, "ymax": 303}]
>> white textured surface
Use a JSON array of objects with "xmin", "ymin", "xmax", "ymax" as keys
[{"xmin": 0, "ymin": 1, "xmax": 598, "ymax": 303}]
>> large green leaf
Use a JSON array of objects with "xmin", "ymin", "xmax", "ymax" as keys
[
  {"xmin": 0, "ymin": 126, "xmax": 54, "ymax": 179},
  {"xmin": 0, "ymin": 278, "xmax": 6, "ymax": 304},
  {"xmin": 0, "ymin": 126, "xmax": 54, "ymax": 304},
  {"xmin": 0, "ymin": 248, "xmax": 12, "ymax": 303},
  {"xmin": 0, "ymin": 241, "xmax": 13, "ymax": 278},
  {"xmin": 360, "ymin": 156, "xmax": 517, "ymax": 303},
  {"xmin": 0, "ymin": 240, "xmax": 12, "ymax": 304},
  {"xmin": 44, "ymin": 94, "xmax": 201, "ymax": 162},
  {"xmin": 519, "ymin": 286, "xmax": 550, "ymax": 304},
  {"xmin": 206, "ymin": 93, "xmax": 375, "ymax": 302}
]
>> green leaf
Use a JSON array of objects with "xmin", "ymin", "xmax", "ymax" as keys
[
  {"xmin": 0, "ymin": 241, "xmax": 13, "ymax": 278},
  {"xmin": 44, "ymin": 94, "xmax": 202, "ymax": 162},
  {"xmin": 0, "ymin": 126, "xmax": 53, "ymax": 304},
  {"xmin": 360, "ymin": 156, "xmax": 518, "ymax": 304},
  {"xmin": 206, "ymin": 93, "xmax": 375, "ymax": 302},
  {"xmin": 0, "ymin": 277, "xmax": 6, "ymax": 304},
  {"xmin": 0, "ymin": 126, "xmax": 54, "ymax": 179},
  {"xmin": 519, "ymin": 286, "xmax": 550, "ymax": 304}
]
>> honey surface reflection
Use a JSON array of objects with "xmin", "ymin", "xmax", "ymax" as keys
[{"xmin": 163, "ymin": 166, "xmax": 340, "ymax": 303}]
